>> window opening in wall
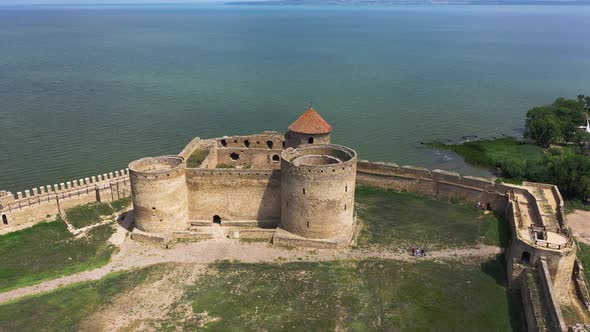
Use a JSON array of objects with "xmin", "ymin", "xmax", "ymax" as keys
[
  {"xmin": 521, "ymin": 251, "xmax": 531, "ymax": 263},
  {"xmin": 267, "ymin": 140, "xmax": 274, "ymax": 149},
  {"xmin": 272, "ymin": 155, "xmax": 280, "ymax": 162},
  {"xmin": 307, "ymin": 221, "xmax": 310, "ymax": 228},
  {"xmin": 308, "ymin": 137, "xmax": 314, "ymax": 144},
  {"xmin": 2, "ymin": 214, "xmax": 7, "ymax": 225},
  {"xmin": 282, "ymin": 141, "xmax": 286, "ymax": 148},
  {"xmin": 234, "ymin": 139, "xmax": 238, "ymax": 143},
  {"xmin": 213, "ymin": 215, "xmax": 222, "ymax": 224},
  {"xmin": 230, "ymin": 152, "xmax": 240, "ymax": 160},
  {"xmin": 486, "ymin": 203, "xmax": 492, "ymax": 211},
  {"xmin": 345, "ymin": 185, "xmax": 348, "ymax": 192},
  {"xmin": 152, "ymin": 207, "xmax": 156, "ymax": 210},
  {"xmin": 303, "ymin": 188, "xmax": 306, "ymax": 195},
  {"xmin": 221, "ymin": 139, "xmax": 227, "ymax": 147},
  {"xmin": 536, "ymin": 231, "xmax": 545, "ymax": 240},
  {"xmin": 244, "ymin": 140, "xmax": 250, "ymax": 148}
]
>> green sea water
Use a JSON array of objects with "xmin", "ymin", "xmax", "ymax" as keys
[{"xmin": 1, "ymin": 4, "xmax": 590, "ymax": 192}]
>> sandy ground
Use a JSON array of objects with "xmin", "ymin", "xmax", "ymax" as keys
[
  {"xmin": 568, "ymin": 210, "xmax": 590, "ymax": 244},
  {"xmin": 0, "ymin": 221, "xmax": 502, "ymax": 305}
]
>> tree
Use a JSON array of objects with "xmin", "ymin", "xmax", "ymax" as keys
[
  {"xmin": 574, "ymin": 131, "xmax": 590, "ymax": 155},
  {"xmin": 524, "ymin": 97, "xmax": 586, "ymax": 146},
  {"xmin": 525, "ymin": 116, "xmax": 559, "ymax": 147}
]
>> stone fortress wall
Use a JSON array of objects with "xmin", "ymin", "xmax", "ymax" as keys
[{"xmin": 0, "ymin": 169, "xmax": 130, "ymax": 228}]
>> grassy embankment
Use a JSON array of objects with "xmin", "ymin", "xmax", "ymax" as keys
[
  {"xmin": 428, "ymin": 137, "xmax": 544, "ymax": 184},
  {"xmin": 186, "ymin": 148, "xmax": 210, "ymax": 168},
  {"xmin": 0, "ymin": 219, "xmax": 116, "ymax": 292},
  {"xmin": 0, "ymin": 259, "xmax": 524, "ymax": 331},
  {"xmin": 355, "ymin": 186, "xmax": 508, "ymax": 249},
  {"xmin": 65, "ymin": 197, "xmax": 132, "ymax": 229}
]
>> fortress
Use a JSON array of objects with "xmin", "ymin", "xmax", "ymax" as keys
[
  {"xmin": 0, "ymin": 107, "xmax": 588, "ymax": 331},
  {"xmin": 128, "ymin": 107, "xmax": 357, "ymax": 247}
]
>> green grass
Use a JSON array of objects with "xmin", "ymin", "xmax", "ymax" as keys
[
  {"xmin": 110, "ymin": 197, "xmax": 132, "ymax": 212},
  {"xmin": 156, "ymin": 258, "xmax": 524, "ymax": 331},
  {"xmin": 0, "ymin": 220, "xmax": 116, "ymax": 292},
  {"xmin": 186, "ymin": 148, "xmax": 210, "ymax": 168},
  {"xmin": 355, "ymin": 186, "xmax": 509, "ymax": 249},
  {"xmin": 66, "ymin": 202, "xmax": 114, "ymax": 228},
  {"xmin": 0, "ymin": 265, "xmax": 163, "ymax": 332},
  {"xmin": 428, "ymin": 137, "xmax": 544, "ymax": 170},
  {"xmin": 0, "ymin": 258, "xmax": 524, "ymax": 331}
]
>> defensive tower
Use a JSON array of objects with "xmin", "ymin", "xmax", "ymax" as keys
[
  {"xmin": 279, "ymin": 144, "xmax": 357, "ymax": 242},
  {"xmin": 285, "ymin": 107, "xmax": 333, "ymax": 148},
  {"xmin": 129, "ymin": 155, "xmax": 189, "ymax": 233}
]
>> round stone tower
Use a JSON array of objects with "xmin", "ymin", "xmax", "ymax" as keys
[
  {"xmin": 285, "ymin": 107, "xmax": 333, "ymax": 148},
  {"xmin": 129, "ymin": 155, "xmax": 188, "ymax": 233},
  {"xmin": 280, "ymin": 144, "xmax": 357, "ymax": 240}
]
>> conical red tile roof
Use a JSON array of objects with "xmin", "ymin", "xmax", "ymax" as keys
[{"xmin": 288, "ymin": 107, "xmax": 333, "ymax": 135}]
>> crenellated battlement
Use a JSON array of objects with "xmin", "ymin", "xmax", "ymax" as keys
[{"xmin": 0, "ymin": 168, "xmax": 132, "ymax": 228}]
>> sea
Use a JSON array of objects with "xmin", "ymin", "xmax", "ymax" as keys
[{"xmin": 1, "ymin": 3, "xmax": 590, "ymax": 192}]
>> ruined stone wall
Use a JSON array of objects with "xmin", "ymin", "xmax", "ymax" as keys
[
  {"xmin": 281, "ymin": 145, "xmax": 357, "ymax": 240},
  {"xmin": 0, "ymin": 169, "xmax": 130, "ymax": 229},
  {"xmin": 217, "ymin": 132, "xmax": 285, "ymax": 150},
  {"xmin": 186, "ymin": 169, "xmax": 281, "ymax": 224},
  {"xmin": 129, "ymin": 156, "xmax": 188, "ymax": 233},
  {"xmin": 216, "ymin": 148, "xmax": 283, "ymax": 170},
  {"xmin": 209, "ymin": 133, "xmax": 286, "ymax": 170}
]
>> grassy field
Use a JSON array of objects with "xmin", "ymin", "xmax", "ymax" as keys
[
  {"xmin": 355, "ymin": 186, "xmax": 508, "ymax": 249},
  {"xmin": 0, "ymin": 265, "xmax": 163, "ymax": 332},
  {"xmin": 186, "ymin": 148, "xmax": 210, "ymax": 168},
  {"xmin": 164, "ymin": 258, "xmax": 523, "ymax": 331},
  {"xmin": 0, "ymin": 259, "xmax": 524, "ymax": 331},
  {"xmin": 66, "ymin": 197, "xmax": 132, "ymax": 229},
  {"xmin": 0, "ymin": 219, "xmax": 116, "ymax": 292},
  {"xmin": 428, "ymin": 137, "xmax": 544, "ymax": 170}
]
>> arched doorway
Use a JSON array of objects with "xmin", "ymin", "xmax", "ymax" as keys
[
  {"xmin": 213, "ymin": 215, "xmax": 222, "ymax": 225},
  {"xmin": 308, "ymin": 137, "xmax": 314, "ymax": 144},
  {"xmin": 521, "ymin": 251, "xmax": 531, "ymax": 263},
  {"xmin": 2, "ymin": 214, "xmax": 7, "ymax": 225}
]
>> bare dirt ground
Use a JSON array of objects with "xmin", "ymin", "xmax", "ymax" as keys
[
  {"xmin": 78, "ymin": 264, "xmax": 207, "ymax": 332},
  {"xmin": 568, "ymin": 210, "xmax": 590, "ymax": 244}
]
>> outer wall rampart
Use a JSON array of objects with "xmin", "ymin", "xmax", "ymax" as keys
[
  {"xmin": 186, "ymin": 169, "xmax": 281, "ymax": 225},
  {"xmin": 355, "ymin": 159, "xmax": 575, "ymax": 331},
  {"xmin": 0, "ymin": 170, "xmax": 131, "ymax": 229},
  {"xmin": 355, "ymin": 160, "xmax": 508, "ymax": 212}
]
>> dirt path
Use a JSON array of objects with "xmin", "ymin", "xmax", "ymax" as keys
[
  {"xmin": 568, "ymin": 210, "xmax": 590, "ymax": 244},
  {"xmin": 0, "ymin": 231, "xmax": 502, "ymax": 304}
]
